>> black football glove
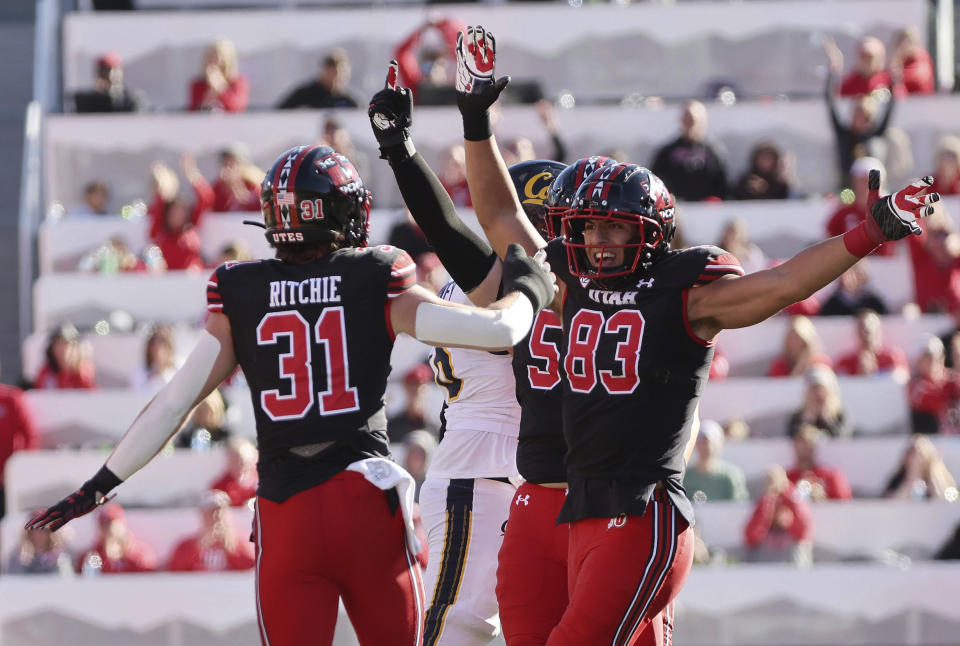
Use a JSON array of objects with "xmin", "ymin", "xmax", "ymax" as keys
[
  {"xmin": 866, "ymin": 170, "xmax": 940, "ymax": 242},
  {"xmin": 501, "ymin": 243, "xmax": 557, "ymax": 314},
  {"xmin": 368, "ymin": 60, "xmax": 416, "ymax": 165},
  {"xmin": 455, "ymin": 25, "xmax": 510, "ymax": 141},
  {"xmin": 25, "ymin": 466, "xmax": 122, "ymax": 532}
]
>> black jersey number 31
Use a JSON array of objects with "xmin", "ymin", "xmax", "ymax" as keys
[
  {"xmin": 564, "ymin": 309, "xmax": 645, "ymax": 395},
  {"xmin": 256, "ymin": 307, "xmax": 360, "ymax": 420}
]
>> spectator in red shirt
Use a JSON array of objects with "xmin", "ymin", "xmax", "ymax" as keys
[
  {"xmin": 890, "ymin": 27, "xmax": 935, "ymax": 95},
  {"xmin": 835, "ymin": 36, "xmax": 903, "ymax": 97},
  {"xmin": 0, "ymin": 360, "xmax": 38, "ymax": 518},
  {"xmin": 834, "ymin": 309, "xmax": 909, "ymax": 379},
  {"xmin": 209, "ymin": 436, "xmax": 258, "ymax": 507},
  {"xmin": 76, "ymin": 503, "xmax": 157, "ymax": 574},
  {"xmin": 930, "ymin": 136, "xmax": 960, "ymax": 197},
  {"xmin": 34, "ymin": 324, "xmax": 96, "ymax": 390},
  {"xmin": 167, "ymin": 490, "xmax": 255, "ymax": 572},
  {"xmin": 825, "ymin": 157, "xmax": 896, "ymax": 256},
  {"xmin": 708, "ymin": 346, "xmax": 729, "ymax": 380},
  {"xmin": 744, "ymin": 465, "xmax": 814, "ymax": 565},
  {"xmin": 768, "ymin": 315, "xmax": 833, "ymax": 377},
  {"xmin": 906, "ymin": 211, "xmax": 960, "ymax": 313},
  {"xmin": 147, "ymin": 155, "xmax": 214, "ymax": 271},
  {"xmin": 786, "ymin": 425, "xmax": 852, "ymax": 500},
  {"xmin": 188, "ymin": 38, "xmax": 248, "ymax": 112},
  {"xmin": 908, "ymin": 336, "xmax": 960, "ymax": 434},
  {"xmin": 393, "ymin": 16, "xmax": 466, "ymax": 103},
  {"xmin": 211, "ymin": 144, "xmax": 264, "ymax": 212}
]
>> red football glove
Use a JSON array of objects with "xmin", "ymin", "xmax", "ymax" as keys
[
  {"xmin": 25, "ymin": 466, "xmax": 122, "ymax": 532},
  {"xmin": 843, "ymin": 170, "xmax": 940, "ymax": 257}
]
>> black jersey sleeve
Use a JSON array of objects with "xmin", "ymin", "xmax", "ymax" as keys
[
  {"xmin": 691, "ymin": 246, "xmax": 745, "ymax": 286},
  {"xmin": 367, "ymin": 245, "xmax": 418, "ymax": 300},
  {"xmin": 206, "ymin": 268, "xmax": 224, "ymax": 313}
]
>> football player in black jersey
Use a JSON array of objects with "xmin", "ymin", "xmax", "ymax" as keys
[
  {"xmin": 454, "ymin": 24, "xmax": 940, "ymax": 646},
  {"xmin": 25, "ymin": 146, "xmax": 557, "ymax": 646},
  {"xmin": 368, "ymin": 59, "xmax": 570, "ymax": 646}
]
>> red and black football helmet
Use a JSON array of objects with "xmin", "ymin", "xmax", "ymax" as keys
[
  {"xmin": 562, "ymin": 163, "xmax": 676, "ymax": 284},
  {"xmin": 507, "ymin": 160, "xmax": 566, "ymax": 239},
  {"xmin": 545, "ymin": 156, "xmax": 618, "ymax": 239},
  {"xmin": 260, "ymin": 145, "xmax": 371, "ymax": 248}
]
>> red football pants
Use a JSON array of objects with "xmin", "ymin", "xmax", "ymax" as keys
[
  {"xmin": 254, "ymin": 471, "xmax": 425, "ymax": 646},
  {"xmin": 496, "ymin": 483, "xmax": 569, "ymax": 646},
  {"xmin": 545, "ymin": 490, "xmax": 693, "ymax": 646}
]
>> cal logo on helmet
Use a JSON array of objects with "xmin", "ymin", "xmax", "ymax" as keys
[{"xmin": 507, "ymin": 159, "xmax": 566, "ymax": 239}]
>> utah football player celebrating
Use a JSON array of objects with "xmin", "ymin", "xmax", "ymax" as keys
[
  {"xmin": 25, "ymin": 145, "xmax": 556, "ymax": 646},
  {"xmin": 368, "ymin": 60, "xmax": 567, "ymax": 646},
  {"xmin": 454, "ymin": 24, "xmax": 940, "ymax": 646}
]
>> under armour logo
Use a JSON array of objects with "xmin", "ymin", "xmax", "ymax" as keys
[
  {"xmin": 515, "ymin": 494, "xmax": 530, "ymax": 506},
  {"xmin": 636, "ymin": 278, "xmax": 655, "ymax": 288},
  {"xmin": 607, "ymin": 513, "xmax": 627, "ymax": 530},
  {"xmin": 372, "ymin": 112, "xmax": 393, "ymax": 131},
  {"xmin": 579, "ymin": 277, "xmax": 591, "ymax": 288}
]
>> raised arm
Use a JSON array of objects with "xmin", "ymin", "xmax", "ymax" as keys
[
  {"xmin": 390, "ymin": 242, "xmax": 556, "ymax": 350},
  {"xmin": 26, "ymin": 313, "xmax": 238, "ymax": 532},
  {"xmin": 369, "ymin": 61, "xmax": 503, "ymax": 306},
  {"xmin": 687, "ymin": 172, "xmax": 940, "ymax": 340},
  {"xmin": 456, "ymin": 25, "xmax": 547, "ymax": 259}
]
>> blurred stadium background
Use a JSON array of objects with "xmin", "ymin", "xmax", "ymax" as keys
[{"xmin": 1, "ymin": 0, "xmax": 960, "ymax": 645}]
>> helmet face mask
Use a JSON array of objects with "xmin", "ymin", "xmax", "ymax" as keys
[
  {"xmin": 562, "ymin": 163, "xmax": 675, "ymax": 286},
  {"xmin": 507, "ymin": 159, "xmax": 566, "ymax": 240},
  {"xmin": 260, "ymin": 145, "xmax": 370, "ymax": 249},
  {"xmin": 546, "ymin": 156, "xmax": 618, "ymax": 240}
]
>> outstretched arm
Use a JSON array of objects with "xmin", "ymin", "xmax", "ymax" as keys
[
  {"xmin": 687, "ymin": 172, "xmax": 940, "ymax": 340},
  {"xmin": 25, "ymin": 313, "xmax": 238, "ymax": 531},
  {"xmin": 456, "ymin": 25, "xmax": 547, "ymax": 260},
  {"xmin": 369, "ymin": 61, "xmax": 502, "ymax": 306}
]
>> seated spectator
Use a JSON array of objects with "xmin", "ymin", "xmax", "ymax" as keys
[
  {"xmin": 438, "ymin": 144, "xmax": 471, "ymax": 207},
  {"xmin": 819, "ymin": 263, "xmax": 888, "ymax": 316},
  {"xmin": 682, "ymin": 420, "xmax": 748, "ymax": 502},
  {"xmin": 786, "ymin": 425, "xmax": 852, "ymax": 500},
  {"xmin": 76, "ymin": 503, "xmax": 157, "ymax": 574},
  {"xmin": 416, "ymin": 252, "xmax": 448, "ymax": 294},
  {"xmin": 319, "ymin": 117, "xmax": 368, "ymax": 179},
  {"xmin": 211, "ymin": 144, "xmax": 263, "ymax": 212},
  {"xmin": 277, "ymin": 48, "xmax": 358, "ymax": 109},
  {"xmin": 823, "ymin": 35, "xmax": 897, "ymax": 189},
  {"xmin": 130, "ymin": 325, "xmax": 176, "ymax": 391},
  {"xmin": 188, "ymin": 38, "xmax": 248, "ymax": 112},
  {"xmin": 176, "ymin": 389, "xmax": 231, "ymax": 450},
  {"xmin": 214, "ymin": 240, "xmax": 254, "ymax": 266},
  {"xmin": 708, "ymin": 346, "xmax": 729, "ymax": 381},
  {"xmin": 388, "ymin": 210, "xmax": 432, "ymax": 260},
  {"xmin": 788, "ymin": 366, "xmax": 851, "ymax": 438},
  {"xmin": 147, "ymin": 155, "xmax": 213, "ymax": 271},
  {"xmin": 1, "ymin": 359, "xmax": 37, "ymax": 519},
  {"xmin": 717, "ymin": 218, "xmax": 766, "ymax": 274},
  {"xmin": 8, "ymin": 518, "xmax": 73, "ymax": 575},
  {"xmin": 743, "ymin": 466, "xmax": 813, "ymax": 565},
  {"xmin": 78, "ymin": 236, "xmax": 151, "ymax": 274},
  {"xmin": 834, "ymin": 309, "xmax": 909, "ymax": 379},
  {"xmin": 768, "ymin": 315, "xmax": 833, "ymax": 377},
  {"xmin": 889, "ymin": 27, "xmax": 935, "ymax": 95},
  {"xmin": 73, "ymin": 51, "xmax": 144, "ymax": 113},
  {"xmin": 69, "ymin": 181, "xmax": 110, "ymax": 217},
  {"xmin": 733, "ymin": 140, "xmax": 792, "ymax": 200},
  {"xmin": 210, "ymin": 436, "xmax": 258, "ymax": 507},
  {"xmin": 930, "ymin": 135, "xmax": 960, "ymax": 196},
  {"xmin": 403, "ymin": 430, "xmax": 437, "ymax": 502},
  {"xmin": 906, "ymin": 211, "xmax": 960, "ymax": 313},
  {"xmin": 824, "ymin": 157, "xmax": 895, "ymax": 256},
  {"xmin": 393, "ymin": 16, "xmax": 465, "ymax": 104},
  {"xmin": 167, "ymin": 490, "xmax": 254, "ymax": 572},
  {"xmin": 825, "ymin": 35, "xmax": 902, "ymax": 98},
  {"xmin": 34, "ymin": 324, "xmax": 96, "ymax": 390},
  {"xmin": 942, "ymin": 309, "xmax": 960, "ymax": 368},
  {"xmin": 883, "ymin": 434, "xmax": 958, "ymax": 500},
  {"xmin": 388, "ymin": 364, "xmax": 439, "ymax": 443},
  {"xmin": 908, "ymin": 336, "xmax": 960, "ymax": 434},
  {"xmin": 650, "ymin": 99, "xmax": 727, "ymax": 201}
]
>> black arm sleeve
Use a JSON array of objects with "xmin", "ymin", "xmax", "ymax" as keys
[
  {"xmin": 550, "ymin": 131, "xmax": 568, "ymax": 164},
  {"xmin": 825, "ymin": 72, "xmax": 842, "ymax": 133},
  {"xmin": 390, "ymin": 152, "xmax": 497, "ymax": 293}
]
